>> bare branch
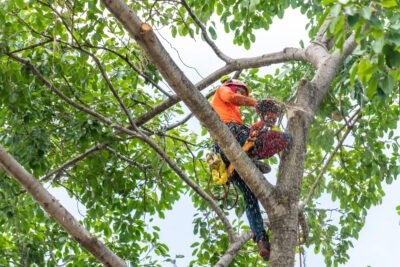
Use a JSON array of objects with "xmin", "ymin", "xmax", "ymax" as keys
[
  {"xmin": 84, "ymin": 43, "xmax": 173, "ymax": 98},
  {"xmin": 180, "ymin": 0, "xmax": 231, "ymax": 62},
  {"xmin": 163, "ymin": 113, "xmax": 193, "ymax": 131},
  {"xmin": 299, "ymin": 112, "xmax": 362, "ymax": 211},
  {"xmin": 9, "ymin": 39, "xmax": 53, "ymax": 54},
  {"xmin": 0, "ymin": 145, "xmax": 127, "ymax": 267},
  {"xmin": 104, "ymin": 146, "xmax": 150, "ymax": 169},
  {"xmin": 214, "ymin": 230, "xmax": 253, "ymax": 267},
  {"xmin": 40, "ymin": 142, "xmax": 109, "ymax": 182}
]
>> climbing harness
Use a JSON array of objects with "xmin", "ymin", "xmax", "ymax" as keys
[{"xmin": 206, "ymin": 98, "xmax": 290, "ymax": 209}]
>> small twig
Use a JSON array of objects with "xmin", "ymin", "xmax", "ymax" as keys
[
  {"xmin": 41, "ymin": 142, "xmax": 108, "ymax": 182},
  {"xmin": 164, "ymin": 113, "xmax": 193, "ymax": 131},
  {"xmin": 104, "ymin": 146, "xmax": 149, "ymax": 169},
  {"xmin": 180, "ymin": 0, "xmax": 231, "ymax": 63},
  {"xmin": 84, "ymin": 43, "xmax": 173, "ymax": 98},
  {"xmin": 299, "ymin": 112, "xmax": 362, "ymax": 211},
  {"xmin": 9, "ymin": 40, "xmax": 53, "ymax": 54}
]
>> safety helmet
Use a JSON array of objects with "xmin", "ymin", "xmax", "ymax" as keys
[{"xmin": 221, "ymin": 77, "xmax": 250, "ymax": 96}]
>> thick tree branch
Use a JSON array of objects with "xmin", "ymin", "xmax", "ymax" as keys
[
  {"xmin": 0, "ymin": 145, "xmax": 127, "ymax": 267},
  {"xmin": 214, "ymin": 230, "xmax": 253, "ymax": 267},
  {"xmin": 338, "ymin": 33, "xmax": 357, "ymax": 63}
]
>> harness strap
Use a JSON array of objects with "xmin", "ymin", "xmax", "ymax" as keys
[{"xmin": 226, "ymin": 137, "xmax": 256, "ymax": 176}]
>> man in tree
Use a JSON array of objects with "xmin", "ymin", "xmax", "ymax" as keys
[{"xmin": 210, "ymin": 77, "xmax": 292, "ymax": 261}]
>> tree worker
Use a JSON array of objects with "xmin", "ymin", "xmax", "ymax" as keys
[{"xmin": 210, "ymin": 76, "xmax": 292, "ymax": 261}]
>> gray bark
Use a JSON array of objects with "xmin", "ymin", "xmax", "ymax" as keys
[{"xmin": 0, "ymin": 145, "xmax": 127, "ymax": 267}]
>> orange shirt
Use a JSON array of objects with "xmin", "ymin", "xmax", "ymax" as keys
[{"xmin": 211, "ymin": 86, "xmax": 257, "ymax": 124}]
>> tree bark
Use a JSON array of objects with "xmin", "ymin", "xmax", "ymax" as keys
[{"xmin": 0, "ymin": 145, "xmax": 126, "ymax": 267}]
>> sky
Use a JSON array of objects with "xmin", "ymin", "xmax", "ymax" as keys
[{"xmin": 50, "ymin": 7, "xmax": 400, "ymax": 267}]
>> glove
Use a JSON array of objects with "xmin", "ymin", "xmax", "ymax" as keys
[
  {"xmin": 256, "ymin": 99, "xmax": 280, "ymax": 127},
  {"xmin": 249, "ymin": 120, "xmax": 264, "ymax": 138}
]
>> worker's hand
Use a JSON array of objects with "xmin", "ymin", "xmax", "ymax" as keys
[{"xmin": 250, "ymin": 120, "xmax": 264, "ymax": 138}]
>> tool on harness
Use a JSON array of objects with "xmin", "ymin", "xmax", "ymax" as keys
[
  {"xmin": 206, "ymin": 152, "xmax": 228, "ymax": 185},
  {"xmin": 206, "ymin": 152, "xmax": 238, "ymax": 210}
]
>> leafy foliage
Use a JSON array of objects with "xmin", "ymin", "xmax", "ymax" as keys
[{"xmin": 0, "ymin": 0, "xmax": 399, "ymax": 266}]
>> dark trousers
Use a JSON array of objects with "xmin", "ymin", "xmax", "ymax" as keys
[{"xmin": 214, "ymin": 122, "xmax": 267, "ymax": 242}]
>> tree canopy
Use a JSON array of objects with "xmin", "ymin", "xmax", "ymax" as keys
[{"xmin": 0, "ymin": 0, "xmax": 399, "ymax": 267}]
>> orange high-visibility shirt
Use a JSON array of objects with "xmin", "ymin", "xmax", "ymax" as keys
[{"xmin": 211, "ymin": 86, "xmax": 257, "ymax": 124}]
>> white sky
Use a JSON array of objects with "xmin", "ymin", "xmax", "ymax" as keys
[{"xmin": 50, "ymin": 7, "xmax": 400, "ymax": 267}]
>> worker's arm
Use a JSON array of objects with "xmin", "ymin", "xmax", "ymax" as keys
[{"xmin": 219, "ymin": 86, "xmax": 257, "ymax": 107}]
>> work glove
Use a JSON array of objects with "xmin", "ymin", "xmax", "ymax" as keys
[
  {"xmin": 256, "ymin": 99, "xmax": 281, "ymax": 127},
  {"xmin": 249, "ymin": 120, "xmax": 264, "ymax": 138}
]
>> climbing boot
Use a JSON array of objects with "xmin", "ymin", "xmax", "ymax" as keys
[
  {"xmin": 252, "ymin": 159, "xmax": 271, "ymax": 174},
  {"xmin": 257, "ymin": 235, "xmax": 271, "ymax": 261}
]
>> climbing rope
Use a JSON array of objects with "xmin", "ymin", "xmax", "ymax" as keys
[
  {"xmin": 206, "ymin": 173, "xmax": 238, "ymax": 210},
  {"xmin": 298, "ymin": 223, "xmax": 303, "ymax": 267}
]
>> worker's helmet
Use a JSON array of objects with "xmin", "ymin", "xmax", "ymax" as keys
[{"xmin": 220, "ymin": 76, "xmax": 250, "ymax": 96}]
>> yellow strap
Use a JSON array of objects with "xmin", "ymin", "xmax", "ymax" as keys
[{"xmin": 226, "ymin": 138, "xmax": 255, "ymax": 176}]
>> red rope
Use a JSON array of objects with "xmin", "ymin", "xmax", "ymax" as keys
[{"xmin": 298, "ymin": 223, "xmax": 303, "ymax": 267}]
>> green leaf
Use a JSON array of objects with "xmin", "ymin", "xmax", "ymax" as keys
[
  {"xmin": 360, "ymin": 7, "xmax": 372, "ymax": 20},
  {"xmin": 387, "ymin": 31, "xmax": 400, "ymax": 46},
  {"xmin": 366, "ymin": 77, "xmax": 378, "ymax": 99},
  {"xmin": 171, "ymin": 26, "xmax": 177, "ymax": 38},
  {"xmin": 15, "ymin": 0, "xmax": 24, "ymax": 8},
  {"xmin": 357, "ymin": 58, "xmax": 378, "ymax": 85},
  {"xmin": 347, "ymin": 14, "xmax": 359, "ymax": 27},
  {"xmin": 208, "ymin": 26, "xmax": 217, "ymax": 40},
  {"xmin": 380, "ymin": 0, "xmax": 398, "ymax": 8},
  {"xmin": 321, "ymin": 0, "xmax": 337, "ymax": 5},
  {"xmin": 383, "ymin": 44, "xmax": 400, "ymax": 68},
  {"xmin": 380, "ymin": 74, "xmax": 394, "ymax": 95},
  {"xmin": 371, "ymin": 37, "xmax": 385, "ymax": 53}
]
